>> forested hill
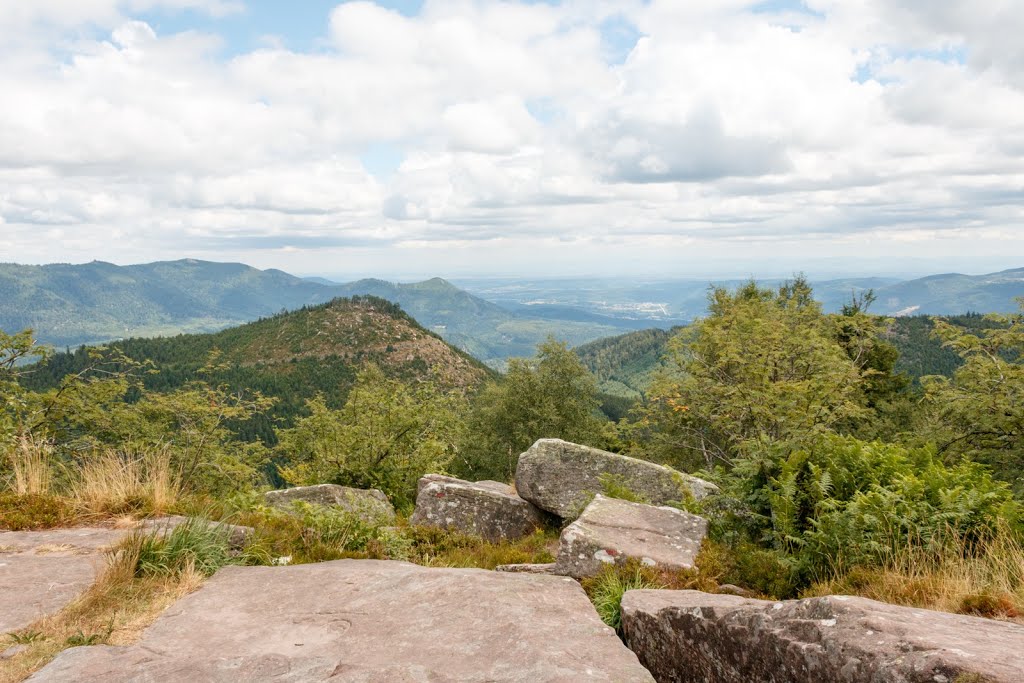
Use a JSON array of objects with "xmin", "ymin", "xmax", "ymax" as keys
[
  {"xmin": 23, "ymin": 296, "xmax": 491, "ymax": 442},
  {"xmin": 576, "ymin": 314, "xmax": 1003, "ymax": 398},
  {"xmin": 574, "ymin": 328, "xmax": 678, "ymax": 398}
]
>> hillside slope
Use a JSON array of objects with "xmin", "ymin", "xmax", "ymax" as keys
[
  {"xmin": 575, "ymin": 328, "xmax": 678, "ymax": 397},
  {"xmin": 25, "ymin": 296, "xmax": 491, "ymax": 442},
  {"xmin": 332, "ymin": 277, "xmax": 623, "ymax": 362}
]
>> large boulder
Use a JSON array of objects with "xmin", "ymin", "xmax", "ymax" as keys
[
  {"xmin": 514, "ymin": 439, "xmax": 718, "ymax": 520},
  {"xmin": 264, "ymin": 484, "xmax": 395, "ymax": 525},
  {"xmin": 621, "ymin": 590, "xmax": 1024, "ymax": 683},
  {"xmin": 31, "ymin": 559, "xmax": 655, "ymax": 682},
  {"xmin": 410, "ymin": 474, "xmax": 548, "ymax": 542},
  {"xmin": 554, "ymin": 495, "xmax": 707, "ymax": 579}
]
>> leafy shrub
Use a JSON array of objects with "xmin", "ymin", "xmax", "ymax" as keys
[
  {"xmin": 235, "ymin": 501, "xmax": 380, "ymax": 564},
  {"xmin": 709, "ymin": 434, "xmax": 1021, "ymax": 590},
  {"xmin": 277, "ymin": 365, "xmax": 466, "ymax": 509},
  {"xmin": 0, "ymin": 492, "xmax": 70, "ymax": 530}
]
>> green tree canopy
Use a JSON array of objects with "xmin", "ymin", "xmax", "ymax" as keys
[
  {"xmin": 621, "ymin": 278, "xmax": 880, "ymax": 470},
  {"xmin": 456, "ymin": 338, "xmax": 604, "ymax": 481},
  {"xmin": 277, "ymin": 364, "xmax": 467, "ymax": 508},
  {"xmin": 921, "ymin": 300, "xmax": 1024, "ymax": 494}
]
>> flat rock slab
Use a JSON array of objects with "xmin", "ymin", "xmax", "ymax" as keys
[
  {"xmin": 515, "ymin": 439, "xmax": 718, "ymax": 520},
  {"xmin": 621, "ymin": 589, "xmax": 1024, "ymax": 683},
  {"xmin": 556, "ymin": 495, "xmax": 707, "ymax": 579},
  {"xmin": 0, "ymin": 527, "xmax": 125, "ymax": 633},
  {"xmin": 410, "ymin": 474, "xmax": 548, "ymax": 542},
  {"xmin": 264, "ymin": 484, "xmax": 396, "ymax": 525},
  {"xmin": 31, "ymin": 559, "xmax": 655, "ymax": 682}
]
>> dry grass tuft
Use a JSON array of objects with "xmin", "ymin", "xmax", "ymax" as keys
[
  {"xmin": 6, "ymin": 436, "xmax": 56, "ymax": 496},
  {"xmin": 72, "ymin": 446, "xmax": 181, "ymax": 517},
  {"xmin": 806, "ymin": 524, "xmax": 1024, "ymax": 622}
]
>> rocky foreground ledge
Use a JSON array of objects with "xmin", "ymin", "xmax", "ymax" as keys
[
  {"xmin": 621, "ymin": 589, "xmax": 1024, "ymax": 683},
  {"xmin": 29, "ymin": 560, "xmax": 654, "ymax": 682}
]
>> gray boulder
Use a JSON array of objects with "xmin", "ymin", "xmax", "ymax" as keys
[
  {"xmin": 514, "ymin": 439, "xmax": 718, "ymax": 520},
  {"xmin": 264, "ymin": 484, "xmax": 395, "ymax": 525},
  {"xmin": 554, "ymin": 495, "xmax": 707, "ymax": 579},
  {"xmin": 31, "ymin": 559, "xmax": 655, "ymax": 682},
  {"xmin": 621, "ymin": 589, "xmax": 1024, "ymax": 683},
  {"xmin": 410, "ymin": 474, "xmax": 548, "ymax": 542}
]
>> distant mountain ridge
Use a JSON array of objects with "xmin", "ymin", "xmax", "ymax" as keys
[
  {"xmin": 0, "ymin": 259, "xmax": 333, "ymax": 347},
  {"xmin": 869, "ymin": 268, "xmax": 1024, "ymax": 316},
  {"xmin": 0, "ymin": 259, "xmax": 624, "ymax": 363},
  {"xmin": 1, "ymin": 259, "xmax": 1020, "ymax": 366}
]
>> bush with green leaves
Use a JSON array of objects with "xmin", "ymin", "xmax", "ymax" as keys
[
  {"xmin": 710, "ymin": 434, "xmax": 1020, "ymax": 588},
  {"xmin": 920, "ymin": 301, "xmax": 1024, "ymax": 494},
  {"xmin": 457, "ymin": 338, "xmax": 604, "ymax": 481},
  {"xmin": 277, "ymin": 364, "xmax": 466, "ymax": 509},
  {"xmin": 0, "ymin": 492, "xmax": 70, "ymax": 530}
]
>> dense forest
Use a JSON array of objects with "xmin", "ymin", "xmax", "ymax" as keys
[{"xmin": 2, "ymin": 279, "xmax": 1023, "ymax": 620}]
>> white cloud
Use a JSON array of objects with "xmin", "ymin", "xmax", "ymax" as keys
[{"xmin": 0, "ymin": 0, "xmax": 1021, "ymax": 276}]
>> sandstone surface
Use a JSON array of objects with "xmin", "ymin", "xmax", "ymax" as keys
[
  {"xmin": 555, "ymin": 495, "xmax": 707, "ymax": 579},
  {"xmin": 31, "ymin": 559, "xmax": 656, "ymax": 682},
  {"xmin": 0, "ymin": 527, "xmax": 125, "ymax": 633},
  {"xmin": 410, "ymin": 474, "xmax": 547, "ymax": 542},
  {"xmin": 621, "ymin": 589, "xmax": 1024, "ymax": 683}
]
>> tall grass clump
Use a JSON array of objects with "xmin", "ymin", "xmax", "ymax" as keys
[
  {"xmin": 582, "ymin": 561, "xmax": 666, "ymax": 631},
  {"xmin": 113, "ymin": 518, "xmax": 236, "ymax": 580},
  {"xmin": 5, "ymin": 435, "xmax": 56, "ymax": 496},
  {"xmin": 72, "ymin": 446, "xmax": 181, "ymax": 516}
]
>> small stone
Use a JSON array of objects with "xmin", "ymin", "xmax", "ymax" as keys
[
  {"xmin": 2, "ymin": 644, "xmax": 28, "ymax": 659},
  {"xmin": 264, "ymin": 484, "xmax": 396, "ymax": 525}
]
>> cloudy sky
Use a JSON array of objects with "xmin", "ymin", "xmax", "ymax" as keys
[{"xmin": 1, "ymin": 0, "xmax": 1022, "ymax": 279}]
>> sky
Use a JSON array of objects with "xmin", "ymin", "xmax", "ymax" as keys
[{"xmin": 1, "ymin": 0, "xmax": 1022, "ymax": 279}]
